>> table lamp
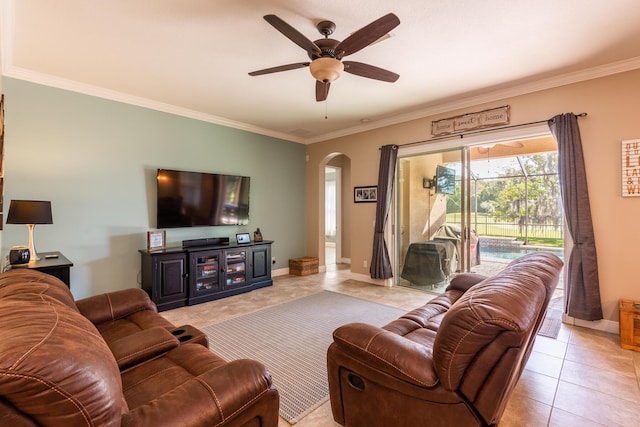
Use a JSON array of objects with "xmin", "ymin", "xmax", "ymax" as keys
[{"xmin": 6, "ymin": 200, "xmax": 53, "ymax": 261}]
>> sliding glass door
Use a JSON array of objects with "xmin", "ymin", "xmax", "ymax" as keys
[
  {"xmin": 396, "ymin": 147, "xmax": 473, "ymax": 292},
  {"xmin": 395, "ymin": 134, "xmax": 564, "ymax": 297}
]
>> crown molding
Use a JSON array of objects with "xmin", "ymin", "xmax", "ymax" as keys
[
  {"xmin": 306, "ymin": 56, "xmax": 640, "ymax": 144},
  {"xmin": 3, "ymin": 52, "xmax": 640, "ymax": 146},
  {"xmin": 1, "ymin": 66, "xmax": 306, "ymax": 144}
]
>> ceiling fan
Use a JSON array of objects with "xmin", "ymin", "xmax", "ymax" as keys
[
  {"xmin": 476, "ymin": 141, "xmax": 524, "ymax": 154},
  {"xmin": 248, "ymin": 13, "xmax": 400, "ymax": 102}
]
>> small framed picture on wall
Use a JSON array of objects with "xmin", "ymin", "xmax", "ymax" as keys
[
  {"xmin": 147, "ymin": 230, "xmax": 166, "ymax": 251},
  {"xmin": 354, "ymin": 186, "xmax": 378, "ymax": 203}
]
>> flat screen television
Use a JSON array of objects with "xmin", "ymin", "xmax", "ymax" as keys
[
  {"xmin": 435, "ymin": 165, "xmax": 456, "ymax": 195},
  {"xmin": 156, "ymin": 169, "xmax": 250, "ymax": 228}
]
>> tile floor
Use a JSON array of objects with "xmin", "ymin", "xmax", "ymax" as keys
[{"xmin": 160, "ymin": 265, "xmax": 640, "ymax": 427}]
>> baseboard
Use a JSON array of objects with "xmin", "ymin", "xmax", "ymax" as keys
[
  {"xmin": 272, "ymin": 267, "xmax": 289, "ymax": 277},
  {"xmin": 563, "ymin": 314, "xmax": 619, "ymax": 335},
  {"xmin": 318, "ymin": 259, "xmax": 351, "ymax": 273},
  {"xmin": 348, "ymin": 271, "xmax": 392, "ymax": 287}
]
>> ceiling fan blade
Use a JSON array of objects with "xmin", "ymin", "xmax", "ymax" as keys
[
  {"xmin": 343, "ymin": 61, "xmax": 399, "ymax": 82},
  {"xmin": 335, "ymin": 13, "xmax": 400, "ymax": 58},
  {"xmin": 263, "ymin": 15, "xmax": 321, "ymax": 55},
  {"xmin": 248, "ymin": 62, "xmax": 310, "ymax": 76},
  {"xmin": 316, "ymin": 81, "xmax": 330, "ymax": 102}
]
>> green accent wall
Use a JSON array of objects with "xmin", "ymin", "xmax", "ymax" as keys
[{"xmin": 2, "ymin": 78, "xmax": 306, "ymax": 298}]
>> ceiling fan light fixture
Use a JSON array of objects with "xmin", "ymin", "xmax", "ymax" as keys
[{"xmin": 309, "ymin": 57, "xmax": 344, "ymax": 83}]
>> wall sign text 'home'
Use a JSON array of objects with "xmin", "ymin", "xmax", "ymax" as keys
[{"xmin": 431, "ymin": 105, "xmax": 510, "ymax": 137}]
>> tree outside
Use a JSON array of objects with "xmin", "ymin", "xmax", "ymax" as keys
[{"xmin": 446, "ymin": 153, "xmax": 563, "ymax": 246}]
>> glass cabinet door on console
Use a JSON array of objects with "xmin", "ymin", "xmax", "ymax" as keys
[
  {"xmin": 194, "ymin": 252, "xmax": 222, "ymax": 293},
  {"xmin": 224, "ymin": 248, "xmax": 249, "ymax": 289},
  {"xmin": 188, "ymin": 250, "xmax": 222, "ymax": 305}
]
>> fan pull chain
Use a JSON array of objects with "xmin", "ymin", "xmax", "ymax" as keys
[{"xmin": 325, "ymin": 99, "xmax": 328, "ymax": 120}]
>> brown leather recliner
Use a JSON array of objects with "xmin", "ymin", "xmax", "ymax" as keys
[
  {"xmin": 327, "ymin": 252, "xmax": 563, "ymax": 427},
  {"xmin": 2, "ymin": 269, "xmax": 190, "ymax": 370},
  {"xmin": 0, "ymin": 269, "xmax": 279, "ymax": 426}
]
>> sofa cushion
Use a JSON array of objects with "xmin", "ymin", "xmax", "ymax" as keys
[
  {"xmin": 92, "ymin": 309, "xmax": 177, "ymax": 344},
  {"xmin": 76, "ymin": 288, "xmax": 159, "ymax": 323},
  {"xmin": 0, "ymin": 296, "xmax": 126, "ymax": 426},
  {"xmin": 0, "ymin": 269, "xmax": 77, "ymax": 310},
  {"xmin": 383, "ymin": 290, "xmax": 464, "ymax": 347},
  {"xmin": 121, "ymin": 344, "xmax": 276, "ymax": 426},
  {"xmin": 76, "ymin": 288, "xmax": 177, "ymax": 345},
  {"xmin": 445, "ymin": 272, "xmax": 488, "ymax": 293},
  {"xmin": 109, "ymin": 326, "xmax": 180, "ymax": 370}
]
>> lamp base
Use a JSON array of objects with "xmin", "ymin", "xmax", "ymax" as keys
[{"xmin": 26, "ymin": 223, "xmax": 40, "ymax": 261}]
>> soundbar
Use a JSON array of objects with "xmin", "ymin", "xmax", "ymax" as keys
[{"xmin": 182, "ymin": 237, "xmax": 230, "ymax": 248}]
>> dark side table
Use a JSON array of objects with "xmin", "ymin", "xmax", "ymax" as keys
[{"xmin": 11, "ymin": 251, "xmax": 74, "ymax": 288}]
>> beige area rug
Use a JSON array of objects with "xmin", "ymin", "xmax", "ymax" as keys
[{"xmin": 200, "ymin": 291, "xmax": 405, "ymax": 424}]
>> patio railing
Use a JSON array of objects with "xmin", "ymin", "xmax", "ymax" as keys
[{"xmin": 446, "ymin": 213, "xmax": 564, "ymax": 240}]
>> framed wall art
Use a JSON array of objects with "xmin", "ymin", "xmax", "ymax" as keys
[
  {"xmin": 147, "ymin": 230, "xmax": 166, "ymax": 251},
  {"xmin": 354, "ymin": 186, "xmax": 377, "ymax": 203},
  {"xmin": 622, "ymin": 139, "xmax": 640, "ymax": 197}
]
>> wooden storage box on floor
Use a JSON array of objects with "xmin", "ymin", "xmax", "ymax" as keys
[
  {"xmin": 289, "ymin": 257, "xmax": 319, "ymax": 276},
  {"xmin": 619, "ymin": 299, "xmax": 640, "ymax": 351}
]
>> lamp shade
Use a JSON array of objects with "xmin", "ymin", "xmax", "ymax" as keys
[{"xmin": 7, "ymin": 200, "xmax": 53, "ymax": 224}]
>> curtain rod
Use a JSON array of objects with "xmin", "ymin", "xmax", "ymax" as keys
[{"xmin": 387, "ymin": 112, "xmax": 587, "ymax": 149}]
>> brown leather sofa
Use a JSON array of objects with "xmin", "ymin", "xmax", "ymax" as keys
[
  {"xmin": 0, "ymin": 269, "xmax": 279, "ymax": 426},
  {"xmin": 327, "ymin": 252, "xmax": 563, "ymax": 427}
]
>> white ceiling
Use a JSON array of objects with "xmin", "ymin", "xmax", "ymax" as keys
[{"xmin": 2, "ymin": 0, "xmax": 640, "ymax": 144}]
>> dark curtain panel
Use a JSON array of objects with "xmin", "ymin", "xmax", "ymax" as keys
[
  {"xmin": 370, "ymin": 144, "xmax": 398, "ymax": 279},
  {"xmin": 549, "ymin": 113, "xmax": 603, "ymax": 320}
]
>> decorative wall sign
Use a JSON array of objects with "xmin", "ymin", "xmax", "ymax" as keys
[
  {"xmin": 622, "ymin": 139, "xmax": 640, "ymax": 197},
  {"xmin": 431, "ymin": 105, "xmax": 510, "ymax": 137}
]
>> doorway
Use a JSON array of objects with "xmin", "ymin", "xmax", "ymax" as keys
[
  {"xmin": 395, "ymin": 133, "xmax": 564, "ymax": 299},
  {"xmin": 325, "ymin": 166, "xmax": 340, "ymax": 267}
]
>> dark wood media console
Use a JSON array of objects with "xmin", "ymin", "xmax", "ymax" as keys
[{"xmin": 139, "ymin": 240, "xmax": 273, "ymax": 311}]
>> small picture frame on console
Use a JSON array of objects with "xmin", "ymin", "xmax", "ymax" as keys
[{"xmin": 147, "ymin": 230, "xmax": 166, "ymax": 251}]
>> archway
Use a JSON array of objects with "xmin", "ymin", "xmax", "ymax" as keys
[{"xmin": 318, "ymin": 153, "xmax": 351, "ymax": 271}]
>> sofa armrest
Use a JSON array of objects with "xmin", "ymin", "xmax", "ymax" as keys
[
  {"xmin": 76, "ymin": 288, "xmax": 158, "ymax": 324},
  {"xmin": 331, "ymin": 322, "xmax": 438, "ymax": 387},
  {"xmin": 121, "ymin": 359, "xmax": 279, "ymax": 427},
  {"xmin": 109, "ymin": 327, "xmax": 179, "ymax": 370},
  {"xmin": 445, "ymin": 272, "xmax": 487, "ymax": 293}
]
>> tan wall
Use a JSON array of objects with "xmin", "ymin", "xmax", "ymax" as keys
[
  {"xmin": 397, "ymin": 154, "xmax": 448, "ymax": 268},
  {"xmin": 306, "ymin": 68, "xmax": 640, "ymax": 323},
  {"xmin": 402, "ymin": 154, "xmax": 447, "ymax": 242}
]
